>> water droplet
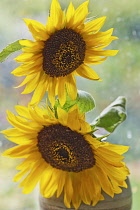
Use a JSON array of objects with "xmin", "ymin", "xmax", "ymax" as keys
[
  {"xmin": 0, "ymin": 141, "xmax": 3, "ymax": 147},
  {"xmin": 116, "ymin": 17, "xmax": 123, "ymax": 22},
  {"xmin": 103, "ymin": 8, "xmax": 108, "ymax": 13},
  {"xmin": 132, "ymin": 30, "xmax": 137, "ymax": 36},
  {"xmin": 132, "ymin": 186, "xmax": 138, "ymax": 193},
  {"xmin": 127, "ymin": 130, "xmax": 132, "ymax": 139}
]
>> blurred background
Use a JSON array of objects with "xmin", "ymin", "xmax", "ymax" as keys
[{"xmin": 0, "ymin": 0, "xmax": 140, "ymax": 209}]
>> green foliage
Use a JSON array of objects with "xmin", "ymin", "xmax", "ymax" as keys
[
  {"xmin": 92, "ymin": 96, "xmax": 127, "ymax": 133},
  {"xmin": 0, "ymin": 40, "xmax": 23, "ymax": 63},
  {"xmin": 131, "ymin": 179, "xmax": 140, "ymax": 210},
  {"xmin": 54, "ymin": 90, "xmax": 95, "ymax": 113}
]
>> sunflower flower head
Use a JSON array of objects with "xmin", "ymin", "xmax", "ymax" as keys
[
  {"xmin": 12, "ymin": 0, "xmax": 118, "ymax": 106},
  {"xmin": 1, "ymin": 103, "xmax": 129, "ymax": 209}
]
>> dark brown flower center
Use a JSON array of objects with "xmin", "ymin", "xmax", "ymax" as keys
[
  {"xmin": 37, "ymin": 124, "xmax": 95, "ymax": 172},
  {"xmin": 42, "ymin": 28, "xmax": 86, "ymax": 77}
]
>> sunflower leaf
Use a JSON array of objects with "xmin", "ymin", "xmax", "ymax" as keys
[
  {"xmin": 91, "ymin": 96, "xmax": 127, "ymax": 133},
  {"xmin": 0, "ymin": 40, "xmax": 23, "ymax": 63},
  {"xmin": 76, "ymin": 90, "xmax": 95, "ymax": 113},
  {"xmin": 55, "ymin": 90, "xmax": 95, "ymax": 113}
]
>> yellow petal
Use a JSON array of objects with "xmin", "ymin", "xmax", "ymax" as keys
[
  {"xmin": 43, "ymin": 169, "xmax": 62, "ymax": 197},
  {"xmin": 65, "ymin": 74, "xmax": 77, "ymax": 100},
  {"xmin": 66, "ymin": 2, "xmax": 75, "ymax": 27},
  {"xmin": 87, "ymin": 49, "xmax": 118, "ymax": 56},
  {"xmin": 11, "ymin": 62, "xmax": 42, "ymax": 76},
  {"xmin": 48, "ymin": 76, "xmax": 57, "ymax": 106},
  {"xmin": 109, "ymin": 173, "xmax": 128, "ymax": 189},
  {"xmin": 80, "ymin": 175, "xmax": 92, "ymax": 205},
  {"xmin": 14, "ymin": 52, "xmax": 42, "ymax": 63},
  {"xmin": 2, "ymin": 144, "xmax": 36, "ymax": 158},
  {"xmin": 47, "ymin": 0, "xmax": 64, "ymax": 33},
  {"xmin": 57, "ymin": 107, "xmax": 68, "ymax": 126},
  {"xmin": 20, "ymin": 39, "xmax": 44, "ymax": 47},
  {"xmin": 76, "ymin": 64, "xmax": 100, "ymax": 80},
  {"xmin": 21, "ymin": 42, "xmax": 44, "ymax": 53},
  {"xmin": 16, "ymin": 153, "xmax": 40, "ymax": 170},
  {"xmin": 104, "ymin": 143, "xmax": 129, "ymax": 155},
  {"xmin": 14, "ymin": 74, "xmax": 36, "ymax": 88},
  {"xmin": 86, "ymin": 36, "xmax": 117, "ymax": 49},
  {"xmin": 21, "ymin": 72, "xmax": 42, "ymax": 94},
  {"xmin": 84, "ymin": 134, "xmax": 101, "ymax": 149},
  {"xmin": 24, "ymin": 19, "xmax": 49, "ymax": 41},
  {"xmin": 64, "ymin": 173, "xmax": 73, "ymax": 208},
  {"xmin": 40, "ymin": 165, "xmax": 55, "ymax": 195},
  {"xmin": 67, "ymin": 108, "xmax": 81, "ymax": 131},
  {"xmin": 0, "ymin": 128, "xmax": 23, "ymax": 136},
  {"xmin": 21, "ymin": 160, "xmax": 46, "ymax": 193},
  {"xmin": 79, "ymin": 120, "xmax": 91, "ymax": 134},
  {"xmin": 89, "ymin": 168, "xmax": 100, "ymax": 194},
  {"xmin": 83, "ymin": 16, "xmax": 106, "ymax": 34},
  {"xmin": 84, "ymin": 28, "xmax": 114, "ymax": 44},
  {"xmin": 57, "ymin": 171, "xmax": 67, "ymax": 197},
  {"xmin": 28, "ymin": 106, "xmax": 48, "ymax": 125},
  {"xmin": 95, "ymin": 165, "xmax": 114, "ymax": 197},
  {"xmin": 71, "ymin": 1, "xmax": 89, "ymax": 30},
  {"xmin": 71, "ymin": 173, "xmax": 81, "ymax": 209},
  {"xmin": 5, "ymin": 135, "xmax": 36, "ymax": 145},
  {"xmin": 13, "ymin": 167, "xmax": 30, "ymax": 182},
  {"xmin": 84, "ymin": 56, "xmax": 107, "ymax": 65},
  {"xmin": 57, "ymin": 77, "xmax": 67, "ymax": 106},
  {"xmin": 15, "ymin": 105, "xmax": 32, "ymax": 120},
  {"xmin": 6, "ymin": 110, "xmax": 40, "ymax": 133},
  {"xmin": 97, "ymin": 156, "xmax": 128, "ymax": 181},
  {"xmin": 19, "ymin": 39, "xmax": 35, "ymax": 47},
  {"xmin": 98, "ymin": 147, "xmax": 125, "ymax": 162},
  {"xmin": 29, "ymin": 74, "xmax": 48, "ymax": 106}
]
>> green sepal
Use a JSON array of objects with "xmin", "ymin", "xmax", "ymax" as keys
[
  {"xmin": 54, "ymin": 90, "xmax": 95, "ymax": 113},
  {"xmin": 91, "ymin": 96, "xmax": 127, "ymax": 133},
  {"xmin": 90, "ymin": 124, "xmax": 96, "ymax": 131},
  {"xmin": 96, "ymin": 134, "xmax": 110, "ymax": 142},
  {"xmin": 88, "ymin": 128, "xmax": 98, "ymax": 137},
  {"xmin": 0, "ymin": 40, "xmax": 24, "ymax": 63}
]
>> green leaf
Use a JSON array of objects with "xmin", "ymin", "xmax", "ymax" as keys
[
  {"xmin": 54, "ymin": 90, "xmax": 95, "ymax": 113},
  {"xmin": 91, "ymin": 96, "xmax": 127, "ymax": 133},
  {"xmin": 76, "ymin": 90, "xmax": 95, "ymax": 113},
  {"xmin": 0, "ymin": 40, "xmax": 23, "ymax": 63}
]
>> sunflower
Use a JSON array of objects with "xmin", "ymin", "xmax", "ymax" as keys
[
  {"xmin": 12, "ymin": 0, "xmax": 118, "ymax": 106},
  {"xmin": 2, "ymin": 104, "xmax": 129, "ymax": 209}
]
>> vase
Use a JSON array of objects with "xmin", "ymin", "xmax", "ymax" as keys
[{"xmin": 39, "ymin": 178, "xmax": 132, "ymax": 210}]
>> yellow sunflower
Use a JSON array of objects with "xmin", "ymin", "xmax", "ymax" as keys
[
  {"xmin": 12, "ymin": 0, "xmax": 118, "ymax": 106},
  {"xmin": 2, "ymin": 104, "xmax": 129, "ymax": 209}
]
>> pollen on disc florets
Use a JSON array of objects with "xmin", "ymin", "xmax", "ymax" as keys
[
  {"xmin": 37, "ymin": 124, "xmax": 95, "ymax": 172},
  {"xmin": 42, "ymin": 28, "xmax": 86, "ymax": 77}
]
